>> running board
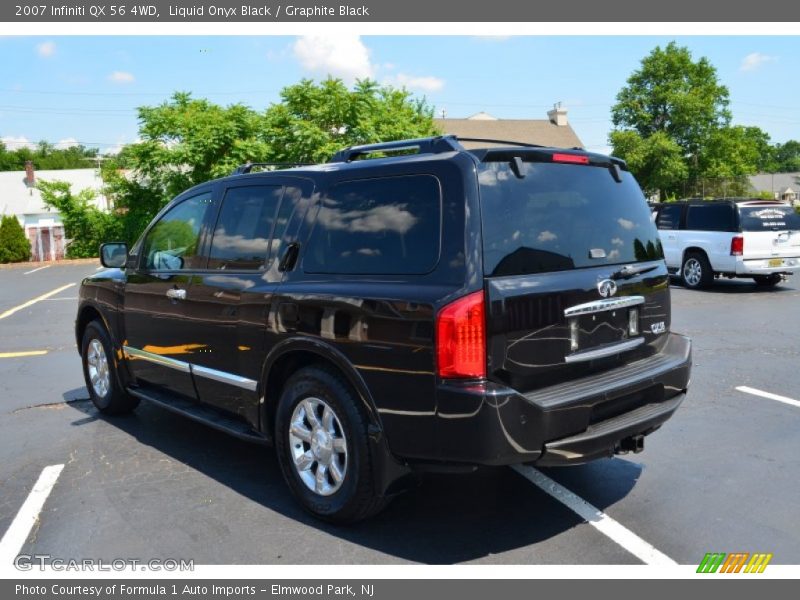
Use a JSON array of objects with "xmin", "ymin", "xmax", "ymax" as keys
[{"xmin": 127, "ymin": 387, "xmax": 268, "ymax": 444}]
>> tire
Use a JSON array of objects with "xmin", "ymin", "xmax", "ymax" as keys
[
  {"xmin": 681, "ymin": 252, "xmax": 714, "ymax": 289},
  {"xmin": 81, "ymin": 320, "xmax": 139, "ymax": 415},
  {"xmin": 753, "ymin": 274, "xmax": 782, "ymax": 287},
  {"xmin": 274, "ymin": 366, "xmax": 389, "ymax": 523}
]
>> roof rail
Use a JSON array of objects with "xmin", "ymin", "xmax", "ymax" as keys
[
  {"xmin": 231, "ymin": 162, "xmax": 313, "ymax": 175},
  {"xmin": 456, "ymin": 137, "xmax": 547, "ymax": 149},
  {"xmin": 328, "ymin": 135, "xmax": 464, "ymax": 163}
]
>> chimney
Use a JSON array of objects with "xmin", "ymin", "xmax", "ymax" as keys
[
  {"xmin": 547, "ymin": 102, "xmax": 568, "ymax": 127},
  {"xmin": 24, "ymin": 161, "xmax": 35, "ymax": 187}
]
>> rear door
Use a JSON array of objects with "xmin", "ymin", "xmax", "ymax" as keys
[
  {"xmin": 738, "ymin": 204, "xmax": 800, "ymax": 263},
  {"xmin": 185, "ymin": 178, "xmax": 314, "ymax": 427},
  {"xmin": 477, "ymin": 155, "xmax": 671, "ymax": 392}
]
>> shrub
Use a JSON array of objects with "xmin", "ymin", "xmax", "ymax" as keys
[{"xmin": 0, "ymin": 215, "xmax": 32, "ymax": 263}]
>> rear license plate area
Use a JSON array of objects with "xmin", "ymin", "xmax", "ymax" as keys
[
  {"xmin": 575, "ymin": 309, "xmax": 630, "ymax": 349},
  {"xmin": 768, "ymin": 258, "xmax": 783, "ymax": 268}
]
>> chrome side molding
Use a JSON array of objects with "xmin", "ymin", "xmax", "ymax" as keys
[
  {"xmin": 123, "ymin": 345, "xmax": 257, "ymax": 391},
  {"xmin": 123, "ymin": 345, "xmax": 191, "ymax": 373},
  {"xmin": 564, "ymin": 295, "xmax": 645, "ymax": 317},
  {"xmin": 192, "ymin": 364, "xmax": 258, "ymax": 392}
]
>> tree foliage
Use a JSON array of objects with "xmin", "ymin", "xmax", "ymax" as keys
[
  {"xmin": 610, "ymin": 42, "xmax": 775, "ymax": 199},
  {"xmin": 0, "ymin": 142, "xmax": 98, "ymax": 171},
  {"xmin": 38, "ymin": 180, "xmax": 121, "ymax": 258},
  {"xmin": 0, "ymin": 215, "xmax": 31, "ymax": 263}
]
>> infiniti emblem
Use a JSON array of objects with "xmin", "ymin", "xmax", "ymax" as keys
[{"xmin": 597, "ymin": 279, "xmax": 618, "ymax": 298}]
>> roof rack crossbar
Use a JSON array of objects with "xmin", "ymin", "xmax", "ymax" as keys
[
  {"xmin": 231, "ymin": 162, "xmax": 313, "ymax": 175},
  {"xmin": 328, "ymin": 135, "xmax": 464, "ymax": 163}
]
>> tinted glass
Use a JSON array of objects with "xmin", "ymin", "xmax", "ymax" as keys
[
  {"xmin": 478, "ymin": 161, "xmax": 663, "ymax": 277},
  {"xmin": 304, "ymin": 175, "xmax": 441, "ymax": 275},
  {"xmin": 686, "ymin": 204, "xmax": 734, "ymax": 231},
  {"xmin": 208, "ymin": 185, "xmax": 283, "ymax": 270},
  {"xmin": 739, "ymin": 205, "xmax": 800, "ymax": 231},
  {"xmin": 656, "ymin": 205, "xmax": 683, "ymax": 230},
  {"xmin": 143, "ymin": 193, "xmax": 213, "ymax": 270}
]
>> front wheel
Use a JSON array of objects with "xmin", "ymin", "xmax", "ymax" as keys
[
  {"xmin": 274, "ymin": 366, "xmax": 389, "ymax": 523},
  {"xmin": 81, "ymin": 320, "xmax": 139, "ymax": 415},
  {"xmin": 681, "ymin": 252, "xmax": 713, "ymax": 289},
  {"xmin": 753, "ymin": 274, "xmax": 782, "ymax": 287}
]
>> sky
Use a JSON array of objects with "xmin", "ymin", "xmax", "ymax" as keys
[{"xmin": 1, "ymin": 35, "xmax": 799, "ymax": 156}]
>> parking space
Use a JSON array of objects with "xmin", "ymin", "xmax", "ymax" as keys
[{"xmin": 1, "ymin": 265, "xmax": 799, "ymax": 565}]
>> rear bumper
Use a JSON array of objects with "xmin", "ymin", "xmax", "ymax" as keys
[
  {"xmin": 431, "ymin": 333, "xmax": 691, "ymax": 467},
  {"xmin": 735, "ymin": 256, "xmax": 800, "ymax": 275}
]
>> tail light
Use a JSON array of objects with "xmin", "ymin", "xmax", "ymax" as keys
[
  {"xmin": 731, "ymin": 236, "xmax": 744, "ymax": 256},
  {"xmin": 436, "ymin": 291, "xmax": 486, "ymax": 378}
]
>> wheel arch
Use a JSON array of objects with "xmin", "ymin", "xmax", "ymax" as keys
[
  {"xmin": 260, "ymin": 338, "xmax": 414, "ymax": 497},
  {"xmin": 259, "ymin": 338, "xmax": 384, "ymax": 441}
]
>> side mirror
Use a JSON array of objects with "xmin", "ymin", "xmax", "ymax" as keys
[{"xmin": 100, "ymin": 242, "xmax": 129, "ymax": 268}]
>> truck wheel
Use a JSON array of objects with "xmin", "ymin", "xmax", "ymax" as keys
[
  {"xmin": 274, "ymin": 366, "xmax": 389, "ymax": 523},
  {"xmin": 681, "ymin": 252, "xmax": 713, "ymax": 289},
  {"xmin": 753, "ymin": 274, "xmax": 782, "ymax": 287},
  {"xmin": 81, "ymin": 320, "xmax": 139, "ymax": 415}
]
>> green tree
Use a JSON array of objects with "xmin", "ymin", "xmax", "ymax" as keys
[
  {"xmin": 611, "ymin": 42, "xmax": 774, "ymax": 199},
  {"xmin": 38, "ymin": 180, "xmax": 121, "ymax": 258},
  {"xmin": 609, "ymin": 130, "xmax": 688, "ymax": 197},
  {"xmin": 264, "ymin": 79, "xmax": 438, "ymax": 163},
  {"xmin": 612, "ymin": 42, "xmax": 731, "ymax": 166},
  {"xmin": 0, "ymin": 215, "xmax": 31, "ymax": 263},
  {"xmin": 772, "ymin": 140, "xmax": 800, "ymax": 173}
]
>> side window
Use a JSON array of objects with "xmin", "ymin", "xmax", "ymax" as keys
[
  {"xmin": 208, "ymin": 185, "xmax": 284, "ymax": 270},
  {"xmin": 303, "ymin": 175, "xmax": 442, "ymax": 275},
  {"xmin": 686, "ymin": 204, "xmax": 734, "ymax": 231},
  {"xmin": 656, "ymin": 205, "xmax": 683, "ymax": 230},
  {"xmin": 142, "ymin": 193, "xmax": 213, "ymax": 271}
]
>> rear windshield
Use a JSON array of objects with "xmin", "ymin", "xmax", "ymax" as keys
[
  {"xmin": 478, "ymin": 160, "xmax": 662, "ymax": 277},
  {"xmin": 738, "ymin": 206, "xmax": 800, "ymax": 231}
]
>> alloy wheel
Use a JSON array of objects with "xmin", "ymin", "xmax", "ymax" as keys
[{"xmin": 288, "ymin": 397, "xmax": 348, "ymax": 496}]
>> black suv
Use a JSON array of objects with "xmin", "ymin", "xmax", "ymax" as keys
[{"xmin": 77, "ymin": 136, "xmax": 692, "ymax": 522}]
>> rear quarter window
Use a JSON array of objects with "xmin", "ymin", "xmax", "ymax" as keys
[
  {"xmin": 303, "ymin": 175, "xmax": 442, "ymax": 275},
  {"xmin": 685, "ymin": 204, "xmax": 735, "ymax": 231}
]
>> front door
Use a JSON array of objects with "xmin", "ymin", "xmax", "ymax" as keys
[{"xmin": 123, "ymin": 190, "xmax": 216, "ymax": 400}]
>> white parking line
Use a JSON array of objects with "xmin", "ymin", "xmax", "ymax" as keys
[
  {"xmin": 511, "ymin": 465, "xmax": 677, "ymax": 566},
  {"xmin": 0, "ymin": 283, "xmax": 76, "ymax": 320},
  {"xmin": 0, "ymin": 464, "xmax": 64, "ymax": 565},
  {"xmin": 735, "ymin": 386, "xmax": 800, "ymax": 409},
  {"xmin": 23, "ymin": 265, "xmax": 51, "ymax": 275}
]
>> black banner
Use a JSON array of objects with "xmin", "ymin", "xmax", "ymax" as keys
[{"xmin": 1, "ymin": 0, "xmax": 797, "ymax": 22}]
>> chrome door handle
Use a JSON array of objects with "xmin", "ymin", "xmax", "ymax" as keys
[{"xmin": 166, "ymin": 288, "xmax": 186, "ymax": 300}]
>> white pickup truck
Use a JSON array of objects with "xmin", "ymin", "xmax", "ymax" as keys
[{"xmin": 654, "ymin": 199, "xmax": 800, "ymax": 288}]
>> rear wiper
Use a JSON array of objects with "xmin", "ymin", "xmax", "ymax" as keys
[{"xmin": 611, "ymin": 264, "xmax": 658, "ymax": 280}]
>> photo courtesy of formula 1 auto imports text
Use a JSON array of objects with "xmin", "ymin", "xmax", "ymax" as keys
[{"xmin": 1, "ymin": 0, "xmax": 799, "ymax": 597}]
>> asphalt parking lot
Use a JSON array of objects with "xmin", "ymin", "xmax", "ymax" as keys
[{"xmin": 1, "ymin": 262, "xmax": 798, "ymax": 566}]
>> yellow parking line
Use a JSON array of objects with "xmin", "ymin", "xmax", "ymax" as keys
[
  {"xmin": 0, "ymin": 350, "xmax": 48, "ymax": 358},
  {"xmin": 0, "ymin": 283, "xmax": 76, "ymax": 320}
]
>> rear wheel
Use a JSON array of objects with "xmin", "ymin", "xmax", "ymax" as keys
[
  {"xmin": 274, "ymin": 366, "xmax": 389, "ymax": 523},
  {"xmin": 681, "ymin": 252, "xmax": 713, "ymax": 289},
  {"xmin": 753, "ymin": 274, "xmax": 782, "ymax": 287},
  {"xmin": 81, "ymin": 320, "xmax": 139, "ymax": 415}
]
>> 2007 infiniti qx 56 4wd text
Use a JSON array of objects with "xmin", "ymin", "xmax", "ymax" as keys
[{"xmin": 76, "ymin": 136, "xmax": 692, "ymax": 522}]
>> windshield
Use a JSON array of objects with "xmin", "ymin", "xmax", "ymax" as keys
[
  {"xmin": 478, "ymin": 160, "xmax": 663, "ymax": 277},
  {"xmin": 739, "ymin": 206, "xmax": 800, "ymax": 231}
]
